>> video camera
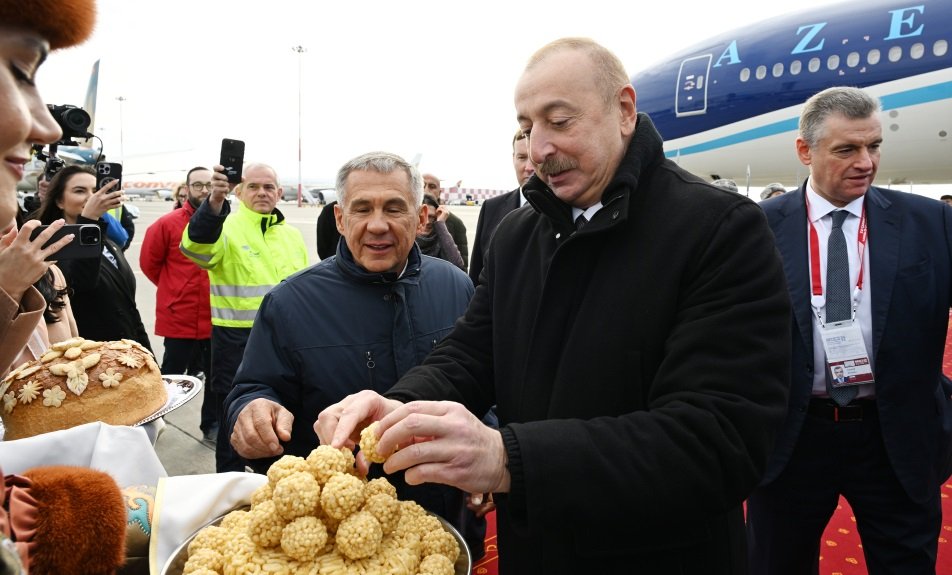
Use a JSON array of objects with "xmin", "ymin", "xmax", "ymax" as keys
[
  {"xmin": 35, "ymin": 104, "xmax": 95, "ymax": 183},
  {"xmin": 48, "ymin": 104, "xmax": 92, "ymax": 144}
]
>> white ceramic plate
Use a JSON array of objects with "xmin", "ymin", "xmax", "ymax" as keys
[{"xmin": 134, "ymin": 375, "xmax": 203, "ymax": 426}]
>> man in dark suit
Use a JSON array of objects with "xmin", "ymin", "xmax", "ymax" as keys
[
  {"xmin": 750, "ymin": 86, "xmax": 952, "ymax": 574},
  {"xmin": 469, "ymin": 129, "xmax": 535, "ymax": 284}
]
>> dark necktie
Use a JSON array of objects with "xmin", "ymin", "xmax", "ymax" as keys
[
  {"xmin": 825, "ymin": 210, "xmax": 857, "ymax": 406},
  {"xmin": 575, "ymin": 214, "xmax": 588, "ymax": 230}
]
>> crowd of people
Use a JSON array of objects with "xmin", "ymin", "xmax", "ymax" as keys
[{"xmin": 3, "ymin": 2, "xmax": 952, "ymax": 574}]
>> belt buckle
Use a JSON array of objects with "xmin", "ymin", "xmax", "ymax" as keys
[{"xmin": 833, "ymin": 404, "xmax": 862, "ymax": 422}]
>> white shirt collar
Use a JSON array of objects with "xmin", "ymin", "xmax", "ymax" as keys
[
  {"xmin": 571, "ymin": 201, "xmax": 604, "ymax": 223},
  {"xmin": 806, "ymin": 179, "xmax": 864, "ymax": 223}
]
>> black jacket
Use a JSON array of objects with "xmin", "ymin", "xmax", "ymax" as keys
[
  {"xmin": 388, "ymin": 114, "xmax": 791, "ymax": 574},
  {"xmin": 58, "ymin": 216, "xmax": 152, "ymax": 352},
  {"xmin": 469, "ymin": 188, "xmax": 523, "ymax": 285}
]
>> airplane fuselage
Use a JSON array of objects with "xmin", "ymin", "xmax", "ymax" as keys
[{"xmin": 632, "ymin": 0, "xmax": 952, "ymax": 186}]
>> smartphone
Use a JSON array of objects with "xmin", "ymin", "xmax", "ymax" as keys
[
  {"xmin": 29, "ymin": 224, "xmax": 102, "ymax": 261},
  {"xmin": 220, "ymin": 138, "xmax": 245, "ymax": 184},
  {"xmin": 95, "ymin": 162, "xmax": 123, "ymax": 191}
]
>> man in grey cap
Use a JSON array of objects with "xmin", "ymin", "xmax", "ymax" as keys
[
  {"xmin": 760, "ymin": 182, "xmax": 786, "ymax": 201},
  {"xmin": 712, "ymin": 178, "xmax": 738, "ymax": 192}
]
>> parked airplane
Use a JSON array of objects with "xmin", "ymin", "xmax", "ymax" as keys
[{"xmin": 631, "ymin": 0, "xmax": 952, "ymax": 187}]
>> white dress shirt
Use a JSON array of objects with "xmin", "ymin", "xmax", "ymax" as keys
[{"xmin": 806, "ymin": 182, "xmax": 875, "ymax": 399}]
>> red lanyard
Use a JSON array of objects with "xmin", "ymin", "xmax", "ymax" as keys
[{"xmin": 805, "ymin": 194, "xmax": 867, "ymax": 298}]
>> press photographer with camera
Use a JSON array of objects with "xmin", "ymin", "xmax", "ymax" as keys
[
  {"xmin": 29, "ymin": 104, "xmax": 135, "ymax": 251},
  {"xmin": 33, "ymin": 165, "xmax": 153, "ymax": 352}
]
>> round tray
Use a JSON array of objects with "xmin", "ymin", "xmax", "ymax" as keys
[{"xmin": 161, "ymin": 505, "xmax": 472, "ymax": 574}]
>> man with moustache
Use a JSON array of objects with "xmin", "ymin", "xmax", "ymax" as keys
[
  {"xmin": 140, "ymin": 166, "xmax": 216, "ymax": 442},
  {"xmin": 749, "ymin": 86, "xmax": 952, "ymax": 574},
  {"xmin": 469, "ymin": 129, "xmax": 535, "ymax": 284},
  {"xmin": 317, "ymin": 38, "xmax": 790, "ymax": 574}
]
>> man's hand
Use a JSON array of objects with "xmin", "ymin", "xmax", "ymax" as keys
[
  {"xmin": 231, "ymin": 398, "xmax": 294, "ymax": 459},
  {"xmin": 207, "ymin": 166, "xmax": 237, "ymax": 215},
  {"xmin": 314, "ymin": 390, "xmax": 404, "ymax": 474},
  {"xmin": 435, "ymin": 205, "xmax": 450, "ymax": 222},
  {"xmin": 376, "ymin": 401, "xmax": 511, "ymax": 495}
]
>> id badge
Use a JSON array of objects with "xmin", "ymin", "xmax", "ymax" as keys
[{"xmin": 820, "ymin": 320, "xmax": 874, "ymax": 387}]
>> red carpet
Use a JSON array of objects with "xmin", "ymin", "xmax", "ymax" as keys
[{"xmin": 470, "ymin": 320, "xmax": 952, "ymax": 575}]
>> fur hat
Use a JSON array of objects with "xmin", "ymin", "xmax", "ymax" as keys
[
  {"xmin": 2, "ymin": 466, "xmax": 126, "ymax": 574},
  {"xmin": 0, "ymin": 0, "xmax": 97, "ymax": 50}
]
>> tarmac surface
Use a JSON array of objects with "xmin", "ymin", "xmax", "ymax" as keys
[{"xmin": 125, "ymin": 198, "xmax": 485, "ymax": 476}]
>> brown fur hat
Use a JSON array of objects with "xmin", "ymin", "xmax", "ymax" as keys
[
  {"xmin": 23, "ymin": 465, "xmax": 126, "ymax": 575},
  {"xmin": 0, "ymin": 0, "xmax": 97, "ymax": 50}
]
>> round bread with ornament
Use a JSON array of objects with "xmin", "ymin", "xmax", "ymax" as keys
[{"xmin": 0, "ymin": 338, "xmax": 167, "ymax": 440}]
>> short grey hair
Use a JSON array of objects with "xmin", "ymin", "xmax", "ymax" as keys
[
  {"xmin": 335, "ymin": 152, "xmax": 423, "ymax": 207},
  {"xmin": 799, "ymin": 87, "xmax": 879, "ymax": 149}
]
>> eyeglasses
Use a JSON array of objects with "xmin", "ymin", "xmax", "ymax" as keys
[{"xmin": 189, "ymin": 182, "xmax": 214, "ymax": 191}]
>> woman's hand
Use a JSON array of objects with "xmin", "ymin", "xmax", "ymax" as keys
[
  {"xmin": 0, "ymin": 220, "xmax": 73, "ymax": 300},
  {"xmin": 79, "ymin": 178, "xmax": 122, "ymax": 221}
]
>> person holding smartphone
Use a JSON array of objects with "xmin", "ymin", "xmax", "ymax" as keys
[
  {"xmin": 34, "ymin": 165, "xmax": 153, "ymax": 352},
  {"xmin": 181, "ymin": 160, "xmax": 308, "ymax": 471}
]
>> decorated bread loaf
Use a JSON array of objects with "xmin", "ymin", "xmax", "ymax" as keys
[{"xmin": 0, "ymin": 338, "xmax": 166, "ymax": 440}]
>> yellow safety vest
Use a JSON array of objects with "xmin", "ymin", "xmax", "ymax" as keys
[{"xmin": 180, "ymin": 201, "xmax": 309, "ymax": 328}]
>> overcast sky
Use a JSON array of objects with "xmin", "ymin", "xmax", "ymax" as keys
[{"xmin": 36, "ymin": 0, "xmax": 849, "ymax": 189}]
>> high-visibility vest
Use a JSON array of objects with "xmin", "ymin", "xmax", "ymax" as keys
[{"xmin": 180, "ymin": 201, "xmax": 308, "ymax": 328}]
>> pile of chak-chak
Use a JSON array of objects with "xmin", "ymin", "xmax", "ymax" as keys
[
  {"xmin": 182, "ymin": 443, "xmax": 461, "ymax": 575},
  {"xmin": 0, "ymin": 337, "xmax": 166, "ymax": 440}
]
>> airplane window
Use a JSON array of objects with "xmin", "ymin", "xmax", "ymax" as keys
[
  {"xmin": 772, "ymin": 63, "xmax": 784, "ymax": 77},
  {"xmin": 936, "ymin": 40, "xmax": 949, "ymax": 57},
  {"xmin": 808, "ymin": 57, "xmax": 821, "ymax": 73},
  {"xmin": 827, "ymin": 55, "xmax": 840, "ymax": 70},
  {"xmin": 868, "ymin": 49, "xmax": 881, "ymax": 65},
  {"xmin": 740, "ymin": 67, "xmax": 751, "ymax": 82},
  {"xmin": 790, "ymin": 60, "xmax": 802, "ymax": 75},
  {"xmin": 888, "ymin": 46, "xmax": 902, "ymax": 63},
  {"xmin": 756, "ymin": 65, "xmax": 767, "ymax": 80},
  {"xmin": 846, "ymin": 52, "xmax": 860, "ymax": 68},
  {"xmin": 909, "ymin": 43, "xmax": 924, "ymax": 59}
]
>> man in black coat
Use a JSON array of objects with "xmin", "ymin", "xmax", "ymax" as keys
[
  {"xmin": 469, "ymin": 129, "xmax": 534, "ymax": 284},
  {"xmin": 317, "ymin": 38, "xmax": 790, "ymax": 574}
]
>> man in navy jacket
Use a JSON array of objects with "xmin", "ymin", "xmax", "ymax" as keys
[{"xmin": 224, "ymin": 151, "xmax": 483, "ymax": 556}]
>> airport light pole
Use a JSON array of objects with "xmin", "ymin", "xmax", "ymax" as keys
[
  {"xmin": 292, "ymin": 45, "xmax": 306, "ymax": 208},
  {"xmin": 115, "ymin": 96, "xmax": 127, "ymax": 165}
]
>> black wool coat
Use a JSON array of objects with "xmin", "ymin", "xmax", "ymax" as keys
[{"xmin": 388, "ymin": 114, "xmax": 791, "ymax": 574}]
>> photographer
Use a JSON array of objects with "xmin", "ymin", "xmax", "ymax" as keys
[{"xmin": 34, "ymin": 165, "xmax": 152, "ymax": 352}]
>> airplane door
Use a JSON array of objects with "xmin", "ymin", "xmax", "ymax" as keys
[{"xmin": 676, "ymin": 55, "xmax": 712, "ymax": 117}]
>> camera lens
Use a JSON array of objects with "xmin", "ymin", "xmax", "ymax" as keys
[{"xmin": 79, "ymin": 226, "xmax": 100, "ymax": 245}]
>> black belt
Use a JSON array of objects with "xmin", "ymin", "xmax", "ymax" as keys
[{"xmin": 807, "ymin": 398, "xmax": 875, "ymax": 422}]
